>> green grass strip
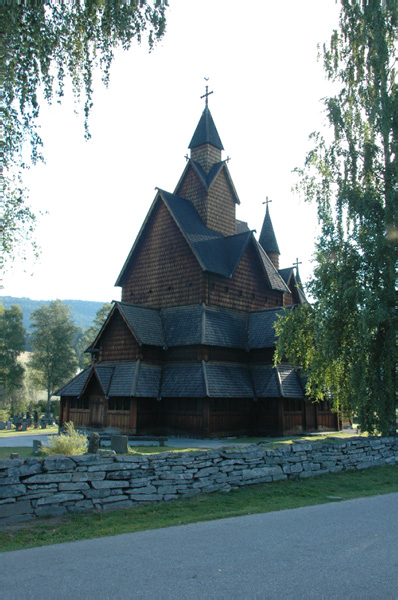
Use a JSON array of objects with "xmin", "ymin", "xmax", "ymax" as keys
[
  {"xmin": 0, "ymin": 426, "xmax": 58, "ymax": 438},
  {"xmin": 1, "ymin": 465, "xmax": 397, "ymax": 553}
]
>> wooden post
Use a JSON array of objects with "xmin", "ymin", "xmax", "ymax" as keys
[
  {"xmin": 63, "ymin": 397, "xmax": 70, "ymax": 426},
  {"xmin": 130, "ymin": 398, "xmax": 137, "ymax": 434},
  {"xmin": 277, "ymin": 398, "xmax": 285, "ymax": 436},
  {"xmin": 59, "ymin": 398, "xmax": 65, "ymax": 427}
]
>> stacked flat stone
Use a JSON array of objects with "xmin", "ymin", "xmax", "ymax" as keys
[{"xmin": 1, "ymin": 437, "xmax": 398, "ymax": 524}]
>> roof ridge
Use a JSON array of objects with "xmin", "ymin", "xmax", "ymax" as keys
[{"xmin": 116, "ymin": 300, "xmax": 159, "ymax": 312}]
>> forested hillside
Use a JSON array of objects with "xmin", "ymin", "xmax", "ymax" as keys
[{"xmin": 0, "ymin": 297, "xmax": 106, "ymax": 332}]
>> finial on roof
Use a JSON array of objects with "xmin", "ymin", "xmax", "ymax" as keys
[
  {"xmin": 293, "ymin": 258, "xmax": 302, "ymax": 271},
  {"xmin": 188, "ymin": 81, "xmax": 224, "ymax": 151},
  {"xmin": 201, "ymin": 78, "xmax": 213, "ymax": 108},
  {"xmin": 262, "ymin": 196, "xmax": 272, "ymax": 211}
]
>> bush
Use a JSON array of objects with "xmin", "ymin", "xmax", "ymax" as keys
[
  {"xmin": 37, "ymin": 399, "xmax": 59, "ymax": 417},
  {"xmin": 0, "ymin": 409, "xmax": 10, "ymax": 421},
  {"xmin": 41, "ymin": 422, "xmax": 87, "ymax": 456}
]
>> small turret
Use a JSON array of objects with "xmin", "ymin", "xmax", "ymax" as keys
[{"xmin": 259, "ymin": 202, "xmax": 280, "ymax": 269}]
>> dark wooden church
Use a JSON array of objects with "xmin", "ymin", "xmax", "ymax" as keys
[{"xmin": 58, "ymin": 94, "xmax": 339, "ymax": 437}]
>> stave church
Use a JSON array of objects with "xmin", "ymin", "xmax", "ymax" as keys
[{"xmin": 58, "ymin": 91, "xmax": 339, "ymax": 437}]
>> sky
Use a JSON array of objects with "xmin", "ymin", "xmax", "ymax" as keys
[{"xmin": 2, "ymin": 0, "xmax": 341, "ymax": 303}]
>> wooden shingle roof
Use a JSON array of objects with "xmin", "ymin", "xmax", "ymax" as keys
[
  {"xmin": 116, "ymin": 188, "xmax": 288, "ymax": 292},
  {"xmin": 188, "ymin": 106, "xmax": 224, "ymax": 150},
  {"xmin": 248, "ymin": 307, "xmax": 288, "ymax": 349},
  {"xmin": 58, "ymin": 361, "xmax": 304, "ymax": 401},
  {"xmin": 103, "ymin": 302, "xmax": 287, "ymax": 351}
]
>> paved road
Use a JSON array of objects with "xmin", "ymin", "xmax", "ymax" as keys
[
  {"xmin": 1, "ymin": 493, "xmax": 397, "ymax": 599},
  {"xmin": 0, "ymin": 432, "xmax": 56, "ymax": 448}
]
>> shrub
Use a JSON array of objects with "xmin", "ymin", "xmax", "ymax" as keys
[
  {"xmin": 0, "ymin": 409, "xmax": 10, "ymax": 421},
  {"xmin": 41, "ymin": 421, "xmax": 87, "ymax": 456}
]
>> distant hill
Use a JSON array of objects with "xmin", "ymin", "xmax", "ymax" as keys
[{"xmin": 0, "ymin": 297, "xmax": 107, "ymax": 333}]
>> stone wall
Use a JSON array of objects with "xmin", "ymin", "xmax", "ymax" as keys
[{"xmin": 1, "ymin": 437, "xmax": 397, "ymax": 524}]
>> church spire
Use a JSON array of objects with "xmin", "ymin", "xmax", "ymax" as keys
[
  {"xmin": 188, "ymin": 106, "xmax": 224, "ymax": 151},
  {"xmin": 188, "ymin": 83, "xmax": 224, "ymax": 173},
  {"xmin": 259, "ymin": 200, "xmax": 280, "ymax": 270}
]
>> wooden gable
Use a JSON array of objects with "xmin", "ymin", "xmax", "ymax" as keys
[
  {"xmin": 95, "ymin": 309, "xmax": 141, "ymax": 362},
  {"xmin": 120, "ymin": 199, "xmax": 203, "ymax": 308},
  {"xmin": 176, "ymin": 162, "xmax": 236, "ymax": 236},
  {"xmin": 207, "ymin": 239, "xmax": 285, "ymax": 310}
]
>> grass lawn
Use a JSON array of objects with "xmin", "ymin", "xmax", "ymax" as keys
[
  {"xmin": 0, "ymin": 447, "xmax": 36, "ymax": 459},
  {"xmin": 0, "ymin": 426, "xmax": 58, "ymax": 438},
  {"xmin": 0, "ymin": 464, "xmax": 397, "ymax": 553}
]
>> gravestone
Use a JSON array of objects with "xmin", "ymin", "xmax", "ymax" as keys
[
  {"xmin": 6, "ymin": 422, "xmax": 11, "ymax": 430},
  {"xmin": 0, "ymin": 421, "xmax": 5, "ymax": 430},
  {"xmin": 33, "ymin": 439, "xmax": 43, "ymax": 454},
  {"xmin": 21, "ymin": 421, "xmax": 28, "ymax": 431},
  {"xmin": 88, "ymin": 432, "xmax": 100, "ymax": 454},
  {"xmin": 10, "ymin": 453, "xmax": 20, "ymax": 459},
  {"xmin": 111, "ymin": 435, "xmax": 128, "ymax": 454},
  {"xmin": 41, "ymin": 420, "xmax": 47, "ymax": 429}
]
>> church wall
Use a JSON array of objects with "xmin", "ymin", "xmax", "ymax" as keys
[
  {"xmin": 267, "ymin": 252, "xmax": 280, "ymax": 270},
  {"xmin": 207, "ymin": 243, "xmax": 284, "ymax": 310},
  {"xmin": 98, "ymin": 311, "xmax": 141, "ymax": 362},
  {"xmin": 206, "ymin": 169, "xmax": 236, "ymax": 236},
  {"xmin": 163, "ymin": 346, "xmax": 248, "ymax": 363},
  {"xmin": 121, "ymin": 202, "xmax": 203, "ymax": 308},
  {"xmin": 283, "ymin": 293, "xmax": 293, "ymax": 307},
  {"xmin": 190, "ymin": 144, "xmax": 221, "ymax": 174},
  {"xmin": 137, "ymin": 397, "xmax": 204, "ymax": 435},
  {"xmin": 209, "ymin": 397, "xmax": 254, "ymax": 436}
]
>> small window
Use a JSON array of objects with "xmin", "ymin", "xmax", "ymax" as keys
[
  {"xmin": 70, "ymin": 397, "xmax": 89, "ymax": 410},
  {"xmin": 108, "ymin": 398, "xmax": 130, "ymax": 411}
]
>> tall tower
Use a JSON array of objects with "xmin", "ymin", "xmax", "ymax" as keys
[{"xmin": 175, "ymin": 88, "xmax": 239, "ymax": 236}]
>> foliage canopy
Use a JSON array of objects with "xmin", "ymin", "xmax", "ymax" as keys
[
  {"xmin": 0, "ymin": 304, "xmax": 26, "ymax": 412},
  {"xmin": 3, "ymin": 1, "xmax": 167, "ymax": 261},
  {"xmin": 76, "ymin": 302, "xmax": 113, "ymax": 369},
  {"xmin": 29, "ymin": 300, "xmax": 78, "ymax": 412},
  {"xmin": 275, "ymin": 0, "xmax": 398, "ymax": 435}
]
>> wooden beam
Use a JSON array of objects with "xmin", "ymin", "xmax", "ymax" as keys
[{"xmin": 130, "ymin": 398, "xmax": 137, "ymax": 434}]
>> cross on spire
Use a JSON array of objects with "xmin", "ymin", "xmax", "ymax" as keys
[
  {"xmin": 262, "ymin": 196, "xmax": 272, "ymax": 207},
  {"xmin": 201, "ymin": 78, "xmax": 213, "ymax": 108},
  {"xmin": 293, "ymin": 258, "xmax": 302, "ymax": 271}
]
